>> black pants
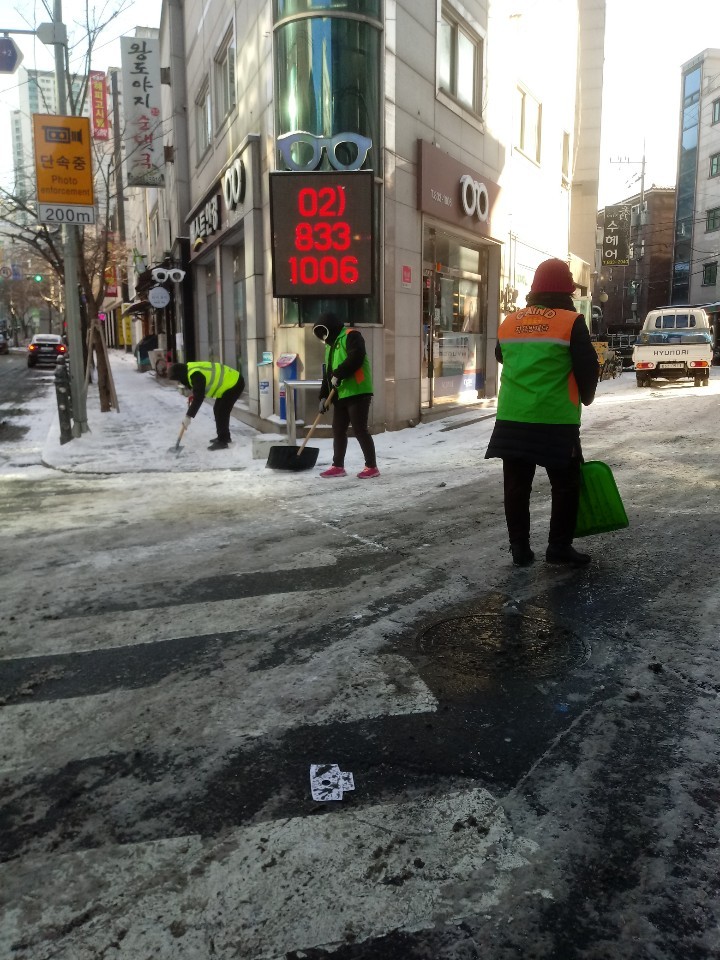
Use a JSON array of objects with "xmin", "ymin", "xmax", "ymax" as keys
[
  {"xmin": 502, "ymin": 457, "xmax": 581, "ymax": 548},
  {"xmin": 332, "ymin": 394, "xmax": 376, "ymax": 468},
  {"xmin": 213, "ymin": 377, "xmax": 245, "ymax": 443}
]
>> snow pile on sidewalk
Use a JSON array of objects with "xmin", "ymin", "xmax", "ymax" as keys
[
  {"xmin": 38, "ymin": 351, "xmax": 498, "ymax": 478},
  {"xmin": 11, "ymin": 348, "xmax": 718, "ymax": 483}
]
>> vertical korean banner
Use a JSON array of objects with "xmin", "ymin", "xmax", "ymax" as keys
[
  {"xmin": 89, "ymin": 71, "xmax": 110, "ymax": 141},
  {"xmin": 104, "ymin": 232, "xmax": 118, "ymax": 297},
  {"xmin": 602, "ymin": 205, "xmax": 631, "ymax": 267},
  {"xmin": 120, "ymin": 37, "xmax": 165, "ymax": 187}
]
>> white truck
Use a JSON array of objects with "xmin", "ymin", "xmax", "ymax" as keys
[{"xmin": 633, "ymin": 307, "xmax": 713, "ymax": 388}]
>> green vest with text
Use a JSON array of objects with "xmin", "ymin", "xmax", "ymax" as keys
[
  {"xmin": 186, "ymin": 361, "xmax": 242, "ymax": 398},
  {"xmin": 326, "ymin": 328, "xmax": 373, "ymax": 399},
  {"xmin": 497, "ymin": 307, "xmax": 581, "ymax": 425}
]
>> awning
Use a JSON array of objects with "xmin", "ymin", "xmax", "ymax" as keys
[{"xmin": 121, "ymin": 300, "xmax": 151, "ymax": 317}]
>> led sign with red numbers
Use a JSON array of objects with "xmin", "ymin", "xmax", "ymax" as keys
[{"xmin": 269, "ymin": 171, "xmax": 374, "ymax": 297}]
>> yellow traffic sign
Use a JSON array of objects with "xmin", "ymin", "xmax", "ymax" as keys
[{"xmin": 32, "ymin": 114, "xmax": 94, "ymax": 208}]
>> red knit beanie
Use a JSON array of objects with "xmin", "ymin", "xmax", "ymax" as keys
[{"xmin": 530, "ymin": 258, "xmax": 576, "ymax": 295}]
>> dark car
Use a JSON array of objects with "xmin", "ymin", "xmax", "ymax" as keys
[
  {"xmin": 27, "ymin": 334, "xmax": 67, "ymax": 368},
  {"xmin": 0, "ymin": 333, "xmax": 9, "ymax": 355}
]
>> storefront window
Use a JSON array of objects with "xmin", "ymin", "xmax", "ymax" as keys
[
  {"xmin": 233, "ymin": 248, "xmax": 246, "ymax": 373},
  {"xmin": 275, "ymin": 1, "xmax": 381, "ymax": 19},
  {"xmin": 275, "ymin": 18, "xmax": 379, "ymax": 162},
  {"xmin": 422, "ymin": 227, "xmax": 489, "ymax": 407},
  {"xmin": 205, "ymin": 264, "xmax": 218, "ymax": 361}
]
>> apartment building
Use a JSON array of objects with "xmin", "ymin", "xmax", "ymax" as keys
[
  {"xmin": 671, "ymin": 47, "xmax": 720, "ymax": 305},
  {"xmin": 131, "ymin": 0, "xmax": 606, "ymax": 433}
]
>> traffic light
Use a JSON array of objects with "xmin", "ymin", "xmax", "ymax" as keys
[{"xmin": 33, "ymin": 273, "xmax": 43, "ymax": 282}]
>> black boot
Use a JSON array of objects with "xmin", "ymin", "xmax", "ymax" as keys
[
  {"xmin": 545, "ymin": 544, "xmax": 591, "ymax": 566},
  {"xmin": 510, "ymin": 543, "xmax": 535, "ymax": 567}
]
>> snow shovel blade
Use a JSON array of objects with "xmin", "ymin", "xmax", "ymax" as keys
[
  {"xmin": 266, "ymin": 444, "xmax": 319, "ymax": 471},
  {"xmin": 169, "ymin": 424, "xmax": 186, "ymax": 454},
  {"xmin": 265, "ymin": 387, "xmax": 334, "ymax": 471}
]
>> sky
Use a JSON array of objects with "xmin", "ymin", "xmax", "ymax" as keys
[{"xmin": 0, "ymin": 0, "xmax": 717, "ymax": 206}]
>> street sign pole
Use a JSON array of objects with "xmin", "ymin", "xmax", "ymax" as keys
[{"xmin": 52, "ymin": 0, "xmax": 87, "ymax": 436}]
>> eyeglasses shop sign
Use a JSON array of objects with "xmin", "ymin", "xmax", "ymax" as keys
[
  {"xmin": 417, "ymin": 139, "xmax": 498, "ymax": 236},
  {"xmin": 188, "ymin": 156, "xmax": 247, "ymax": 251}
]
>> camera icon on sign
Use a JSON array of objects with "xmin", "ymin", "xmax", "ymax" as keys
[{"xmin": 43, "ymin": 126, "xmax": 83, "ymax": 145}]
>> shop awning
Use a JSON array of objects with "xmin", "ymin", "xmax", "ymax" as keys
[{"xmin": 121, "ymin": 300, "xmax": 151, "ymax": 317}]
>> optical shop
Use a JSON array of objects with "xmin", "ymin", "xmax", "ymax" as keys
[
  {"xmin": 417, "ymin": 141, "xmax": 502, "ymax": 411},
  {"xmin": 186, "ymin": 136, "xmax": 266, "ymax": 411}
]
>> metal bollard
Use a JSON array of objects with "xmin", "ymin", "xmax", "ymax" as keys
[{"xmin": 55, "ymin": 357, "xmax": 74, "ymax": 445}]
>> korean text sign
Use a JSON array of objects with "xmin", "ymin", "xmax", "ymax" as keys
[
  {"xmin": 89, "ymin": 71, "xmax": 110, "ymax": 141},
  {"xmin": 120, "ymin": 37, "xmax": 165, "ymax": 187},
  {"xmin": 269, "ymin": 171, "xmax": 374, "ymax": 297},
  {"xmin": 32, "ymin": 115, "xmax": 94, "ymax": 206},
  {"xmin": 602, "ymin": 204, "xmax": 631, "ymax": 267}
]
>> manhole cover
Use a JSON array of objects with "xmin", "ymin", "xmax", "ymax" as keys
[{"xmin": 417, "ymin": 612, "xmax": 588, "ymax": 697}]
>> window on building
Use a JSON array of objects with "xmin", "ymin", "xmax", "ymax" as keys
[
  {"xmin": 438, "ymin": 4, "xmax": 483, "ymax": 114},
  {"xmin": 710, "ymin": 153, "xmax": 720, "ymax": 177},
  {"xmin": 713, "ymin": 99, "xmax": 720, "ymax": 124},
  {"xmin": 707, "ymin": 207, "xmax": 720, "ymax": 232},
  {"xmin": 516, "ymin": 86, "xmax": 542, "ymax": 163},
  {"xmin": 196, "ymin": 81, "xmax": 212, "ymax": 160},
  {"xmin": 562, "ymin": 131, "xmax": 570, "ymax": 183},
  {"xmin": 215, "ymin": 29, "xmax": 236, "ymax": 124},
  {"xmin": 702, "ymin": 262, "xmax": 717, "ymax": 286}
]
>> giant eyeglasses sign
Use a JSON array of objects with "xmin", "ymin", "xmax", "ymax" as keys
[{"xmin": 269, "ymin": 171, "xmax": 374, "ymax": 298}]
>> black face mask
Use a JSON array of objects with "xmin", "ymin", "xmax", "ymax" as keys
[{"xmin": 313, "ymin": 325, "xmax": 329, "ymax": 342}]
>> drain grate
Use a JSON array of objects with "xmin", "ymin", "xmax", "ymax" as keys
[{"xmin": 417, "ymin": 612, "xmax": 588, "ymax": 697}]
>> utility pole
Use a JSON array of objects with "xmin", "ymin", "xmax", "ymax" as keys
[
  {"xmin": 52, "ymin": 0, "xmax": 87, "ymax": 435},
  {"xmin": 611, "ymin": 149, "xmax": 646, "ymax": 325},
  {"xmin": 631, "ymin": 145, "xmax": 646, "ymax": 325}
]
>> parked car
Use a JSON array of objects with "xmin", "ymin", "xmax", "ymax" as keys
[
  {"xmin": 0, "ymin": 333, "xmax": 9, "ymax": 355},
  {"xmin": 27, "ymin": 334, "xmax": 67, "ymax": 368}
]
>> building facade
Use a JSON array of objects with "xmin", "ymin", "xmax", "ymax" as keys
[
  {"xmin": 671, "ymin": 48, "xmax": 720, "ymax": 306},
  {"xmin": 131, "ymin": 0, "xmax": 606, "ymax": 433},
  {"xmin": 595, "ymin": 186, "xmax": 675, "ymax": 331}
]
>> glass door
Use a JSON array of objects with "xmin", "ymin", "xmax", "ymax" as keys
[{"xmin": 422, "ymin": 226, "xmax": 489, "ymax": 408}]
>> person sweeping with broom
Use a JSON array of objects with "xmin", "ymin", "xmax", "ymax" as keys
[
  {"xmin": 313, "ymin": 313, "xmax": 380, "ymax": 479},
  {"xmin": 168, "ymin": 361, "xmax": 245, "ymax": 451}
]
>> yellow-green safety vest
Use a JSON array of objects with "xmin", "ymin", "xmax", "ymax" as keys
[
  {"xmin": 325, "ymin": 329, "xmax": 373, "ymax": 399},
  {"xmin": 186, "ymin": 361, "xmax": 242, "ymax": 398},
  {"xmin": 497, "ymin": 307, "xmax": 581, "ymax": 425}
]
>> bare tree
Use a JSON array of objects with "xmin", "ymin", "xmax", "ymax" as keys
[{"xmin": 1, "ymin": 0, "xmax": 134, "ymax": 409}]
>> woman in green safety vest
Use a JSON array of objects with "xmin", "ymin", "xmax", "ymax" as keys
[
  {"xmin": 313, "ymin": 313, "xmax": 380, "ymax": 479},
  {"xmin": 485, "ymin": 259, "xmax": 599, "ymax": 567},
  {"xmin": 168, "ymin": 361, "xmax": 245, "ymax": 450}
]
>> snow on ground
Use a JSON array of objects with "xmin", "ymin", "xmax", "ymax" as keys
[{"xmin": 2, "ymin": 348, "xmax": 719, "ymax": 486}]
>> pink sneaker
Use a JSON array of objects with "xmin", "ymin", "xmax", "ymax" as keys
[
  {"xmin": 357, "ymin": 466, "xmax": 380, "ymax": 479},
  {"xmin": 320, "ymin": 466, "xmax": 347, "ymax": 478}
]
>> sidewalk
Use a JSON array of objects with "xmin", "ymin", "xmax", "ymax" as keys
[
  {"xmin": 39, "ymin": 350, "xmax": 498, "ymax": 477},
  {"xmin": 42, "ymin": 351, "xmax": 272, "ymax": 474}
]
